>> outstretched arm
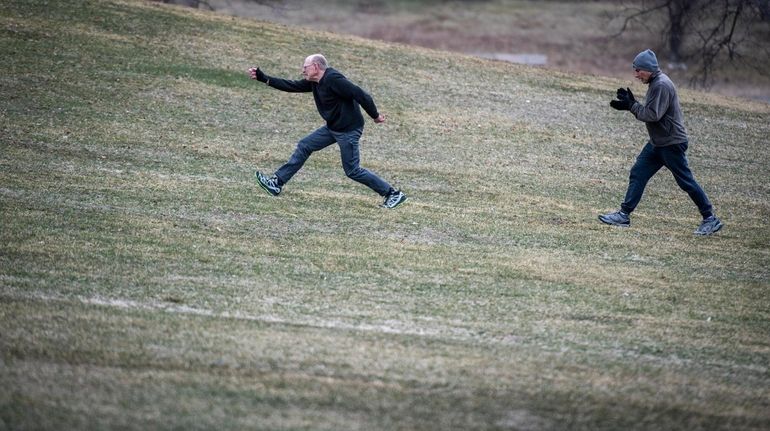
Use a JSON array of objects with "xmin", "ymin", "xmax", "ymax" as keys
[{"xmin": 249, "ymin": 67, "xmax": 313, "ymax": 93}]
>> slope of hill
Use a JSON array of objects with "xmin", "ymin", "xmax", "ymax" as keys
[
  {"xmin": 206, "ymin": 0, "xmax": 770, "ymax": 102},
  {"xmin": 1, "ymin": 0, "xmax": 769, "ymax": 430}
]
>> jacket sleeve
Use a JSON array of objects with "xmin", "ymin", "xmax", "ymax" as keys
[
  {"xmin": 630, "ymin": 84, "xmax": 670, "ymax": 123},
  {"xmin": 264, "ymin": 75, "xmax": 313, "ymax": 93},
  {"xmin": 330, "ymin": 76, "xmax": 379, "ymax": 119}
]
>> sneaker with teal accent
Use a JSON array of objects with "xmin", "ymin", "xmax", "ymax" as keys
[
  {"xmin": 255, "ymin": 171, "xmax": 281, "ymax": 196},
  {"xmin": 694, "ymin": 215, "xmax": 723, "ymax": 236},
  {"xmin": 380, "ymin": 189, "xmax": 407, "ymax": 209}
]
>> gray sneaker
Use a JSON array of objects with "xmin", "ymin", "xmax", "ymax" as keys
[
  {"xmin": 598, "ymin": 210, "xmax": 630, "ymax": 227},
  {"xmin": 255, "ymin": 171, "xmax": 281, "ymax": 196},
  {"xmin": 381, "ymin": 190, "xmax": 407, "ymax": 209},
  {"xmin": 694, "ymin": 215, "xmax": 723, "ymax": 236}
]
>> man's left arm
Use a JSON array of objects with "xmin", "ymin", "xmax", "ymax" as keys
[{"xmin": 332, "ymin": 77, "xmax": 380, "ymax": 120}]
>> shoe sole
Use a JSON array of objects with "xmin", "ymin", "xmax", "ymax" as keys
[
  {"xmin": 598, "ymin": 215, "xmax": 629, "ymax": 228},
  {"xmin": 255, "ymin": 171, "xmax": 279, "ymax": 196}
]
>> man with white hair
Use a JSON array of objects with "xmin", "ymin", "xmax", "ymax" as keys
[
  {"xmin": 600, "ymin": 49, "xmax": 722, "ymax": 235},
  {"xmin": 249, "ymin": 54, "xmax": 407, "ymax": 209}
]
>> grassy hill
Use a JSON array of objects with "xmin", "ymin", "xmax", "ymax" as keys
[
  {"xmin": 209, "ymin": 0, "xmax": 770, "ymax": 102},
  {"xmin": 1, "ymin": 0, "xmax": 769, "ymax": 430}
]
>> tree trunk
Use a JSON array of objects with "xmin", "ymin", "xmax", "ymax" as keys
[{"xmin": 667, "ymin": 0, "xmax": 695, "ymax": 64}]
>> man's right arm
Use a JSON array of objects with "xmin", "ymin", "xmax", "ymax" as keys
[
  {"xmin": 249, "ymin": 67, "xmax": 312, "ymax": 93},
  {"xmin": 630, "ymin": 84, "xmax": 670, "ymax": 123}
]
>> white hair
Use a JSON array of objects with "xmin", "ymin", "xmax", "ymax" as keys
[{"xmin": 308, "ymin": 54, "xmax": 328, "ymax": 70}]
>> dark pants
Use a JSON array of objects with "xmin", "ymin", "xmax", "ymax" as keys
[
  {"xmin": 621, "ymin": 142, "xmax": 713, "ymax": 218},
  {"xmin": 274, "ymin": 125, "xmax": 392, "ymax": 196}
]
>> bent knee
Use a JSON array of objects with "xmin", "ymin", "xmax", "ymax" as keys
[{"xmin": 345, "ymin": 166, "xmax": 366, "ymax": 179}]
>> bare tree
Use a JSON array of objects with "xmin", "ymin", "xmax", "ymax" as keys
[{"xmin": 613, "ymin": 0, "xmax": 770, "ymax": 87}]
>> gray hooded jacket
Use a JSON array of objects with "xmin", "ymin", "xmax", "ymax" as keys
[{"xmin": 630, "ymin": 71, "xmax": 688, "ymax": 147}]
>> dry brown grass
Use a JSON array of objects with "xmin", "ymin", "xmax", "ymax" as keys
[{"xmin": 1, "ymin": 0, "xmax": 769, "ymax": 430}]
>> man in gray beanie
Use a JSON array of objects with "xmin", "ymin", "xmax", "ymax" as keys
[{"xmin": 599, "ymin": 49, "xmax": 723, "ymax": 235}]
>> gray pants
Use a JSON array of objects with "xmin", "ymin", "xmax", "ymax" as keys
[{"xmin": 275, "ymin": 126, "xmax": 392, "ymax": 196}]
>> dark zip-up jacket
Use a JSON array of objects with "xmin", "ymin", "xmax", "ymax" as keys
[
  {"xmin": 261, "ymin": 67, "xmax": 379, "ymax": 132},
  {"xmin": 630, "ymin": 71, "xmax": 688, "ymax": 147}
]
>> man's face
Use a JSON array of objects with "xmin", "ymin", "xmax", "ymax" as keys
[
  {"xmin": 302, "ymin": 58, "xmax": 321, "ymax": 81},
  {"xmin": 634, "ymin": 68, "xmax": 653, "ymax": 84}
]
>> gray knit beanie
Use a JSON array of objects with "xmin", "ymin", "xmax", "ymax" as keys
[{"xmin": 632, "ymin": 49, "xmax": 660, "ymax": 72}]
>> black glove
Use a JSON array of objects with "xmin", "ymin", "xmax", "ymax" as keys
[
  {"xmin": 610, "ymin": 87, "xmax": 635, "ymax": 110},
  {"xmin": 255, "ymin": 68, "xmax": 268, "ymax": 83},
  {"xmin": 610, "ymin": 99, "xmax": 631, "ymax": 110},
  {"xmin": 617, "ymin": 87, "xmax": 635, "ymax": 104}
]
